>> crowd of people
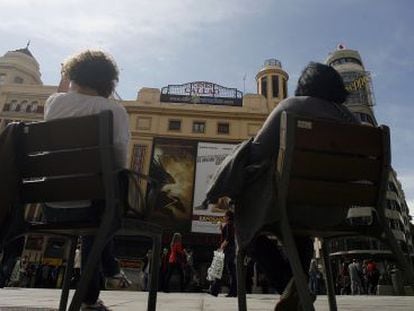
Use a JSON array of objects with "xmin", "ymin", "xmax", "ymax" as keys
[{"xmin": 337, "ymin": 259, "xmax": 381, "ymax": 295}]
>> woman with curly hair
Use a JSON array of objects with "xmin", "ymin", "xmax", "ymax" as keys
[{"xmin": 43, "ymin": 50, "xmax": 130, "ymax": 311}]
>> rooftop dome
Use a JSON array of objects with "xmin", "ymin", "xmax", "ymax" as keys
[{"xmin": 0, "ymin": 44, "xmax": 42, "ymax": 85}]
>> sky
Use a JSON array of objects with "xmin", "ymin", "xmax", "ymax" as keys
[{"xmin": 1, "ymin": 0, "xmax": 413, "ymax": 214}]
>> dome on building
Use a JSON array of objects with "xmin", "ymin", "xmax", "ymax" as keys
[{"xmin": 0, "ymin": 44, "xmax": 42, "ymax": 85}]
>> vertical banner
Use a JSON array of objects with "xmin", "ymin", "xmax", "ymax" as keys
[
  {"xmin": 149, "ymin": 139, "xmax": 196, "ymax": 232},
  {"xmin": 192, "ymin": 142, "xmax": 236, "ymax": 233}
]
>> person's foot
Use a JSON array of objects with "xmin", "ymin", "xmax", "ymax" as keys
[
  {"xmin": 274, "ymin": 278, "xmax": 316, "ymax": 311},
  {"xmin": 225, "ymin": 293, "xmax": 237, "ymax": 297},
  {"xmin": 81, "ymin": 299, "xmax": 112, "ymax": 311},
  {"xmin": 105, "ymin": 270, "xmax": 132, "ymax": 289}
]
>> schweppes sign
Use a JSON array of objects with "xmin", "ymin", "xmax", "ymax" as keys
[{"xmin": 345, "ymin": 74, "xmax": 369, "ymax": 93}]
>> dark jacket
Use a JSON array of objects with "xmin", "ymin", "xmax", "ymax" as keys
[
  {"xmin": 0, "ymin": 122, "xmax": 24, "ymax": 247},
  {"xmin": 206, "ymin": 96, "xmax": 360, "ymax": 249}
]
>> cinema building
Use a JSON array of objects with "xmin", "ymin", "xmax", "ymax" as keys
[{"xmin": 0, "ymin": 48, "xmax": 289, "ymax": 270}]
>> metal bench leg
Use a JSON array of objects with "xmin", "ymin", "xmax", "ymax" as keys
[
  {"xmin": 320, "ymin": 239, "xmax": 337, "ymax": 311},
  {"xmin": 236, "ymin": 247, "xmax": 247, "ymax": 311},
  {"xmin": 59, "ymin": 237, "xmax": 77, "ymax": 311},
  {"xmin": 280, "ymin": 219, "xmax": 315, "ymax": 311},
  {"xmin": 147, "ymin": 233, "xmax": 161, "ymax": 311},
  {"xmin": 69, "ymin": 228, "xmax": 112, "ymax": 311}
]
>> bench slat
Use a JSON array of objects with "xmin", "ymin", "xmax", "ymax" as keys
[
  {"xmin": 287, "ymin": 178, "xmax": 377, "ymax": 207},
  {"xmin": 22, "ymin": 175, "xmax": 105, "ymax": 203},
  {"xmin": 23, "ymin": 115, "xmax": 101, "ymax": 153},
  {"xmin": 22, "ymin": 148, "xmax": 102, "ymax": 178},
  {"xmin": 295, "ymin": 120, "xmax": 382, "ymax": 156},
  {"xmin": 291, "ymin": 150, "xmax": 381, "ymax": 182}
]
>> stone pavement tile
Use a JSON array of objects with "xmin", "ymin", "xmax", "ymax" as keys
[{"xmin": 1, "ymin": 289, "xmax": 414, "ymax": 311}]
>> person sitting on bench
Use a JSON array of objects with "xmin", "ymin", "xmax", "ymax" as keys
[{"xmin": 43, "ymin": 50, "xmax": 131, "ymax": 311}]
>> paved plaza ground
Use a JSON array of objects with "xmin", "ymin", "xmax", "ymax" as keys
[{"xmin": 0, "ymin": 288, "xmax": 413, "ymax": 310}]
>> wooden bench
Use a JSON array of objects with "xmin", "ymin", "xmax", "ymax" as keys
[
  {"xmin": 236, "ymin": 111, "xmax": 414, "ymax": 311},
  {"xmin": 1, "ymin": 111, "xmax": 162, "ymax": 311}
]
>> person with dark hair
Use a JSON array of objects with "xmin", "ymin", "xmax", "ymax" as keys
[
  {"xmin": 206, "ymin": 62, "xmax": 360, "ymax": 311},
  {"xmin": 249, "ymin": 62, "xmax": 359, "ymax": 310},
  {"xmin": 43, "ymin": 49, "xmax": 131, "ymax": 311},
  {"xmin": 250, "ymin": 62, "xmax": 357, "ymax": 163},
  {"xmin": 210, "ymin": 210, "xmax": 237, "ymax": 297}
]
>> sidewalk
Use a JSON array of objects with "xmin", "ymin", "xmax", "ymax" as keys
[{"xmin": 0, "ymin": 288, "xmax": 413, "ymax": 310}]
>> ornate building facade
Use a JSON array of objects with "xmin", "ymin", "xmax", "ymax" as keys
[{"xmin": 325, "ymin": 46, "xmax": 413, "ymax": 271}]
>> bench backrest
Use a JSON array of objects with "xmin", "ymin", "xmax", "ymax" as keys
[
  {"xmin": 20, "ymin": 111, "xmax": 118, "ymax": 205},
  {"xmin": 277, "ymin": 112, "xmax": 390, "ymax": 211}
]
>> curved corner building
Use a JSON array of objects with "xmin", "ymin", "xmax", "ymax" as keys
[{"xmin": 325, "ymin": 45, "xmax": 414, "ymax": 268}]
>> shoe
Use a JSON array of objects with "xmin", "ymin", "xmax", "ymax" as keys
[
  {"xmin": 274, "ymin": 278, "xmax": 316, "ymax": 311},
  {"xmin": 105, "ymin": 270, "xmax": 132, "ymax": 289},
  {"xmin": 81, "ymin": 299, "xmax": 112, "ymax": 311},
  {"xmin": 225, "ymin": 293, "xmax": 237, "ymax": 297}
]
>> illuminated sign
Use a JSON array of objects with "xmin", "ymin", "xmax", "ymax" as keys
[
  {"xmin": 160, "ymin": 81, "xmax": 243, "ymax": 106},
  {"xmin": 345, "ymin": 74, "xmax": 369, "ymax": 92}
]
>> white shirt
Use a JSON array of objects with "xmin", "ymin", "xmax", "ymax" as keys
[{"xmin": 44, "ymin": 91, "xmax": 130, "ymax": 208}]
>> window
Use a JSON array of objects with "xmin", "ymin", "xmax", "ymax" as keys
[
  {"xmin": 357, "ymin": 113, "xmax": 375, "ymax": 126},
  {"xmin": 168, "ymin": 119, "xmax": 181, "ymax": 131},
  {"xmin": 282, "ymin": 78, "xmax": 287, "ymax": 99},
  {"xmin": 271, "ymin": 75, "xmax": 279, "ymax": 98},
  {"xmin": 14, "ymin": 76, "xmax": 23, "ymax": 84},
  {"xmin": 30, "ymin": 101, "xmax": 38, "ymax": 113},
  {"xmin": 192, "ymin": 121, "xmax": 205, "ymax": 133},
  {"xmin": 10, "ymin": 100, "xmax": 18, "ymax": 111},
  {"xmin": 260, "ymin": 76, "xmax": 267, "ymax": 98},
  {"xmin": 20, "ymin": 100, "xmax": 28, "ymax": 112},
  {"xmin": 0, "ymin": 74, "xmax": 5, "ymax": 84},
  {"xmin": 217, "ymin": 122, "xmax": 229, "ymax": 134}
]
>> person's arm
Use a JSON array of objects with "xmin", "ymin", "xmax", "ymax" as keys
[
  {"xmin": 219, "ymin": 224, "xmax": 229, "ymax": 250},
  {"xmin": 57, "ymin": 66, "xmax": 70, "ymax": 93}
]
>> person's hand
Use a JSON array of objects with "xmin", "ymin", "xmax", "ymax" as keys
[{"xmin": 57, "ymin": 65, "xmax": 70, "ymax": 92}]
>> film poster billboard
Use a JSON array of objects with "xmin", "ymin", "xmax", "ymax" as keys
[
  {"xmin": 192, "ymin": 142, "xmax": 237, "ymax": 234},
  {"xmin": 148, "ymin": 138, "xmax": 196, "ymax": 232}
]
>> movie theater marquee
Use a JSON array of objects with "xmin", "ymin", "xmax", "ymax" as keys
[{"xmin": 160, "ymin": 81, "xmax": 243, "ymax": 106}]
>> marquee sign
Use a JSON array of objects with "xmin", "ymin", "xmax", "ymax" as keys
[{"xmin": 160, "ymin": 81, "xmax": 243, "ymax": 106}]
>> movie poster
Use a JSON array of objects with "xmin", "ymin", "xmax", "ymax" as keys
[
  {"xmin": 192, "ymin": 142, "xmax": 237, "ymax": 233},
  {"xmin": 148, "ymin": 139, "xmax": 196, "ymax": 232}
]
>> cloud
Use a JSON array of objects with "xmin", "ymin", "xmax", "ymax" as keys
[{"xmin": 0, "ymin": 0, "xmax": 261, "ymax": 53}]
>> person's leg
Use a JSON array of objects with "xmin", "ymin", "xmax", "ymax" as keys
[
  {"xmin": 209, "ymin": 277, "xmax": 221, "ymax": 296},
  {"xmin": 249, "ymin": 235, "xmax": 291, "ymax": 293},
  {"xmin": 178, "ymin": 264, "xmax": 185, "ymax": 292},
  {"xmin": 226, "ymin": 253, "xmax": 237, "ymax": 296},
  {"xmin": 164, "ymin": 263, "xmax": 173, "ymax": 292},
  {"xmin": 101, "ymin": 238, "xmax": 120, "ymax": 277}
]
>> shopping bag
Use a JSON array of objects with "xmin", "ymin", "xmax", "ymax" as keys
[{"xmin": 206, "ymin": 249, "xmax": 225, "ymax": 281}]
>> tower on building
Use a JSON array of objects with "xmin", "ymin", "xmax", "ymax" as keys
[
  {"xmin": 324, "ymin": 45, "xmax": 414, "ymax": 265},
  {"xmin": 0, "ymin": 45, "xmax": 42, "ymax": 86},
  {"xmin": 326, "ymin": 44, "xmax": 376, "ymax": 126},
  {"xmin": 256, "ymin": 59, "xmax": 289, "ymax": 111}
]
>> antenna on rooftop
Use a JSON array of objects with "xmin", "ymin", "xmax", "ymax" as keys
[
  {"xmin": 26, "ymin": 40, "xmax": 31, "ymax": 49},
  {"xmin": 243, "ymin": 74, "xmax": 247, "ymax": 93}
]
